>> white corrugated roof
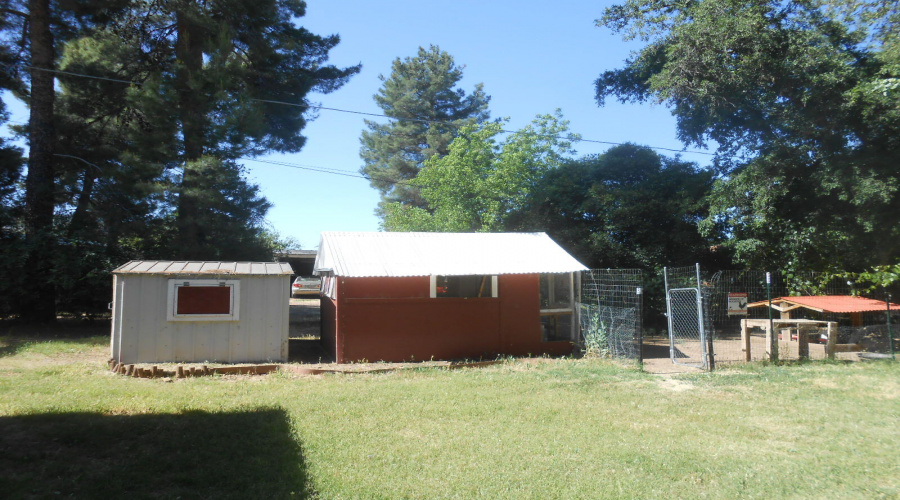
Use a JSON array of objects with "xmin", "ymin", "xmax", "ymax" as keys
[
  {"xmin": 314, "ymin": 232, "xmax": 588, "ymax": 277},
  {"xmin": 113, "ymin": 261, "xmax": 293, "ymax": 275}
]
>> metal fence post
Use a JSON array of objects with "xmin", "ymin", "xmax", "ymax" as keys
[
  {"xmin": 766, "ymin": 271, "xmax": 778, "ymax": 362},
  {"xmin": 693, "ymin": 264, "xmax": 713, "ymax": 370},
  {"xmin": 887, "ymin": 291, "xmax": 895, "ymax": 361},
  {"xmin": 636, "ymin": 286, "xmax": 644, "ymax": 367},
  {"xmin": 664, "ymin": 267, "xmax": 675, "ymax": 362}
]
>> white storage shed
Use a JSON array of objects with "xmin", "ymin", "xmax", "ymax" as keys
[{"xmin": 110, "ymin": 261, "xmax": 293, "ymax": 364}]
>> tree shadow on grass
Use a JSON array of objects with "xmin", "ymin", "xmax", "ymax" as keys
[
  {"xmin": 0, "ymin": 320, "xmax": 110, "ymax": 358},
  {"xmin": 0, "ymin": 408, "xmax": 316, "ymax": 499},
  {"xmin": 0, "ymin": 335, "xmax": 108, "ymax": 359},
  {"xmin": 642, "ymin": 340, "xmax": 694, "ymax": 360}
]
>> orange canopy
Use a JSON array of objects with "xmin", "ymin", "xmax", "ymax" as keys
[{"xmin": 747, "ymin": 295, "xmax": 899, "ymax": 314}]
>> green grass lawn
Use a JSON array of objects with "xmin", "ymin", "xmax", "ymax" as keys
[{"xmin": 1, "ymin": 334, "xmax": 898, "ymax": 499}]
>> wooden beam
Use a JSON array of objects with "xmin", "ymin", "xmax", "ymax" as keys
[
  {"xmin": 833, "ymin": 344, "xmax": 863, "ymax": 353},
  {"xmin": 826, "ymin": 322, "xmax": 838, "ymax": 359},
  {"xmin": 741, "ymin": 319, "xmax": 751, "ymax": 362},
  {"xmin": 797, "ymin": 328, "xmax": 809, "ymax": 360}
]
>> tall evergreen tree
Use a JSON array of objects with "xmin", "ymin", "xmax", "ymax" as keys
[
  {"xmin": 0, "ymin": 0, "xmax": 358, "ymax": 318},
  {"xmin": 0, "ymin": 0, "xmax": 130, "ymax": 321},
  {"xmin": 132, "ymin": 0, "xmax": 359, "ymax": 258},
  {"xmin": 53, "ymin": 0, "xmax": 359, "ymax": 261},
  {"xmin": 0, "ymin": 87, "xmax": 24, "ymax": 317},
  {"xmin": 360, "ymin": 45, "xmax": 490, "ymax": 212}
]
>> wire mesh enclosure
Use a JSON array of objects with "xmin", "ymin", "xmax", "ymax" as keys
[
  {"xmin": 697, "ymin": 270, "xmax": 898, "ymax": 364},
  {"xmin": 579, "ymin": 269, "xmax": 643, "ymax": 362}
]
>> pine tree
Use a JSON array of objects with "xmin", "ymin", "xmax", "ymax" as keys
[
  {"xmin": 0, "ymin": 0, "xmax": 129, "ymax": 321},
  {"xmin": 56, "ymin": 0, "xmax": 360, "ymax": 260},
  {"xmin": 360, "ymin": 45, "xmax": 490, "ymax": 211}
]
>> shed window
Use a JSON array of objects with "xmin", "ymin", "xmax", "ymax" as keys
[
  {"xmin": 430, "ymin": 275, "xmax": 498, "ymax": 298},
  {"xmin": 167, "ymin": 279, "xmax": 240, "ymax": 321},
  {"xmin": 540, "ymin": 273, "xmax": 574, "ymax": 341}
]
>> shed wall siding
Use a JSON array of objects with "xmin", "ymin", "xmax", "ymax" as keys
[
  {"xmin": 332, "ymin": 274, "xmax": 572, "ymax": 363},
  {"xmin": 341, "ymin": 275, "xmax": 430, "ymax": 299},
  {"xmin": 114, "ymin": 274, "xmax": 289, "ymax": 364}
]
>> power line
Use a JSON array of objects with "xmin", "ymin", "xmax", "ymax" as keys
[
  {"xmin": 240, "ymin": 157, "xmax": 423, "ymax": 188},
  {"xmin": 1, "ymin": 61, "xmax": 140, "ymax": 86},
  {"xmin": 1, "ymin": 61, "xmax": 716, "ymax": 157}
]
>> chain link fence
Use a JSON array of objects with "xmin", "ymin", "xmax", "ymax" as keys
[
  {"xmin": 579, "ymin": 269, "xmax": 643, "ymax": 363},
  {"xmin": 663, "ymin": 265, "xmax": 715, "ymax": 369},
  {"xmin": 578, "ymin": 267, "xmax": 896, "ymax": 369}
]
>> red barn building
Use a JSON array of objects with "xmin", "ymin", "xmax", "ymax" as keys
[{"xmin": 314, "ymin": 232, "xmax": 589, "ymax": 363}]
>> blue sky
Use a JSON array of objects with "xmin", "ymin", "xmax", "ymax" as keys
[{"xmin": 3, "ymin": 0, "xmax": 715, "ymax": 250}]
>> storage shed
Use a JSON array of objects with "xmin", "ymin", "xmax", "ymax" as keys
[
  {"xmin": 110, "ymin": 261, "xmax": 293, "ymax": 364},
  {"xmin": 314, "ymin": 232, "xmax": 589, "ymax": 363}
]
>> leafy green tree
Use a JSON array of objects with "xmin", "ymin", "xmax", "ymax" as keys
[
  {"xmin": 515, "ymin": 143, "xmax": 729, "ymax": 330},
  {"xmin": 595, "ymin": 0, "xmax": 900, "ymax": 271},
  {"xmin": 360, "ymin": 45, "xmax": 490, "ymax": 211},
  {"xmin": 520, "ymin": 144, "xmax": 722, "ymax": 269},
  {"xmin": 381, "ymin": 111, "xmax": 577, "ymax": 232}
]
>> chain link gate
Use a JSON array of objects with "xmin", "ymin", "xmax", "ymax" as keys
[{"xmin": 664, "ymin": 264, "xmax": 714, "ymax": 370}]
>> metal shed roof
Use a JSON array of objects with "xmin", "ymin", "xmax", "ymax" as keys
[
  {"xmin": 747, "ymin": 295, "xmax": 899, "ymax": 314},
  {"xmin": 113, "ymin": 261, "xmax": 293, "ymax": 276},
  {"xmin": 314, "ymin": 231, "xmax": 588, "ymax": 278}
]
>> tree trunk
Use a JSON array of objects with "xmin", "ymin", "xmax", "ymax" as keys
[
  {"xmin": 174, "ymin": 6, "xmax": 206, "ymax": 260},
  {"xmin": 67, "ymin": 166, "xmax": 95, "ymax": 239},
  {"xmin": 22, "ymin": 0, "xmax": 57, "ymax": 322}
]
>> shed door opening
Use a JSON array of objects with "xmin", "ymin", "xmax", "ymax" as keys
[{"xmin": 540, "ymin": 273, "xmax": 574, "ymax": 341}]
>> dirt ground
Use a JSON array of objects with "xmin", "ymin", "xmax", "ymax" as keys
[{"xmin": 288, "ymin": 297, "xmax": 321, "ymax": 338}]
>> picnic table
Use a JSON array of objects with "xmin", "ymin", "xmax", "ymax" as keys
[{"xmin": 740, "ymin": 318, "xmax": 838, "ymax": 361}]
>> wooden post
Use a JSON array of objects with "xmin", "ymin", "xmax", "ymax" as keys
[
  {"xmin": 797, "ymin": 328, "xmax": 809, "ymax": 360},
  {"xmin": 741, "ymin": 319, "xmax": 751, "ymax": 362},
  {"xmin": 176, "ymin": 366, "xmax": 185, "ymax": 378},
  {"xmin": 826, "ymin": 322, "xmax": 837, "ymax": 360},
  {"xmin": 765, "ymin": 322, "xmax": 775, "ymax": 361}
]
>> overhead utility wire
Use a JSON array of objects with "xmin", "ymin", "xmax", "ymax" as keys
[
  {"xmin": 2, "ymin": 61, "xmax": 716, "ymax": 157},
  {"xmin": 40, "ymin": 152, "xmax": 423, "ymax": 189},
  {"xmin": 242, "ymin": 157, "xmax": 425, "ymax": 188}
]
